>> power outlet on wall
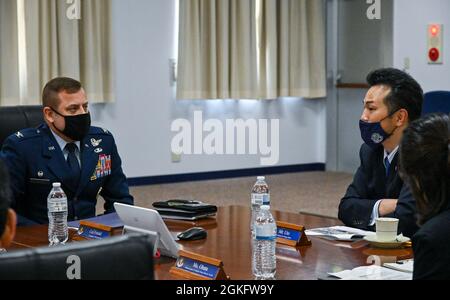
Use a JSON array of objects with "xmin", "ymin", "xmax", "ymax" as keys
[
  {"xmin": 403, "ymin": 57, "xmax": 410, "ymax": 71},
  {"xmin": 171, "ymin": 152, "xmax": 181, "ymax": 163}
]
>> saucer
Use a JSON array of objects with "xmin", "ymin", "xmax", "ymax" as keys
[{"xmin": 364, "ymin": 234, "xmax": 411, "ymax": 249}]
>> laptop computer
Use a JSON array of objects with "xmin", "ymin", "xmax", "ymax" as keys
[{"xmin": 114, "ymin": 203, "xmax": 180, "ymax": 259}]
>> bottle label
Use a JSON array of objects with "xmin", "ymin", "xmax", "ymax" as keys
[
  {"xmin": 48, "ymin": 198, "xmax": 68, "ymax": 213},
  {"xmin": 255, "ymin": 224, "xmax": 276, "ymax": 241},
  {"xmin": 263, "ymin": 194, "xmax": 270, "ymax": 205},
  {"xmin": 251, "ymin": 194, "xmax": 264, "ymax": 205}
]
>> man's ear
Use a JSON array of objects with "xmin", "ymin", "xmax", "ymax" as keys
[
  {"xmin": 43, "ymin": 107, "xmax": 55, "ymax": 124},
  {"xmin": 1, "ymin": 209, "xmax": 17, "ymax": 249},
  {"xmin": 396, "ymin": 109, "xmax": 409, "ymax": 126}
]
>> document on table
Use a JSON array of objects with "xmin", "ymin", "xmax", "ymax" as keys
[
  {"xmin": 383, "ymin": 260, "xmax": 414, "ymax": 273},
  {"xmin": 306, "ymin": 226, "xmax": 371, "ymax": 241},
  {"xmin": 328, "ymin": 265, "xmax": 413, "ymax": 280}
]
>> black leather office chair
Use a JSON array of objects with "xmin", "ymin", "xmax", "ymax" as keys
[
  {"xmin": 0, "ymin": 105, "xmax": 44, "ymax": 148},
  {"xmin": 0, "ymin": 234, "xmax": 155, "ymax": 280}
]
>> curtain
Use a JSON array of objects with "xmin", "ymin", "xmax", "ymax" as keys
[
  {"xmin": 177, "ymin": 0, "xmax": 326, "ymax": 100},
  {"xmin": 0, "ymin": 0, "xmax": 20, "ymax": 106},
  {"xmin": 177, "ymin": 0, "xmax": 258, "ymax": 100},
  {"xmin": 258, "ymin": 0, "xmax": 326, "ymax": 99},
  {"xmin": 0, "ymin": 0, "xmax": 113, "ymax": 106}
]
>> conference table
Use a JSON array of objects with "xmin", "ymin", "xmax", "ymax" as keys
[{"xmin": 10, "ymin": 206, "xmax": 413, "ymax": 280}]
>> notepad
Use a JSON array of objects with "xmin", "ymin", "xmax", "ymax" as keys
[{"xmin": 306, "ymin": 226, "xmax": 371, "ymax": 241}]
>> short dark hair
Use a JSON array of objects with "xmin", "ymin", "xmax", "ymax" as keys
[
  {"xmin": 367, "ymin": 68, "xmax": 424, "ymax": 122},
  {"xmin": 42, "ymin": 77, "xmax": 82, "ymax": 108},
  {"xmin": 0, "ymin": 161, "xmax": 12, "ymax": 237},
  {"xmin": 400, "ymin": 113, "xmax": 450, "ymax": 225}
]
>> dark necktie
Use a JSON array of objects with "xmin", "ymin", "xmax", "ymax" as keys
[
  {"xmin": 65, "ymin": 143, "xmax": 81, "ymax": 186},
  {"xmin": 385, "ymin": 156, "xmax": 391, "ymax": 177}
]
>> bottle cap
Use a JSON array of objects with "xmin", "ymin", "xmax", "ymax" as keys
[
  {"xmin": 261, "ymin": 205, "xmax": 270, "ymax": 211},
  {"xmin": 257, "ymin": 176, "xmax": 265, "ymax": 181},
  {"xmin": 52, "ymin": 182, "xmax": 61, "ymax": 188}
]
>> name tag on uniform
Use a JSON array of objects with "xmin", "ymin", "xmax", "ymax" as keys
[
  {"xmin": 91, "ymin": 154, "xmax": 112, "ymax": 181},
  {"xmin": 29, "ymin": 178, "xmax": 51, "ymax": 185}
]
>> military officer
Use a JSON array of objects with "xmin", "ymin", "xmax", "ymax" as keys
[{"xmin": 0, "ymin": 77, "xmax": 134, "ymax": 225}]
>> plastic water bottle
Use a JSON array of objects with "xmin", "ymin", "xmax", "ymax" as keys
[
  {"xmin": 252, "ymin": 205, "xmax": 277, "ymax": 280},
  {"xmin": 251, "ymin": 176, "xmax": 270, "ymax": 232},
  {"xmin": 47, "ymin": 183, "xmax": 68, "ymax": 246}
]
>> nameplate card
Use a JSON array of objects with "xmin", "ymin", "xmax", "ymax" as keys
[
  {"xmin": 276, "ymin": 221, "xmax": 312, "ymax": 247},
  {"xmin": 73, "ymin": 221, "xmax": 114, "ymax": 241},
  {"xmin": 170, "ymin": 250, "xmax": 230, "ymax": 280}
]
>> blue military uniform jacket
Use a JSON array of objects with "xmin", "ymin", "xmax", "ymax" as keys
[{"xmin": 0, "ymin": 124, "xmax": 134, "ymax": 225}]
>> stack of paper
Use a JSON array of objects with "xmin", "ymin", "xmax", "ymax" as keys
[
  {"xmin": 306, "ymin": 226, "xmax": 371, "ymax": 241},
  {"xmin": 383, "ymin": 260, "xmax": 414, "ymax": 273},
  {"xmin": 328, "ymin": 265, "xmax": 413, "ymax": 280}
]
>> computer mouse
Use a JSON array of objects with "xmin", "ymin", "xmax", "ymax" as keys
[{"xmin": 177, "ymin": 227, "xmax": 207, "ymax": 241}]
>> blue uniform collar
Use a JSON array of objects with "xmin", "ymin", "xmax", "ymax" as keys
[
  {"xmin": 40, "ymin": 124, "xmax": 99, "ymax": 195},
  {"xmin": 40, "ymin": 124, "xmax": 77, "ymax": 193},
  {"xmin": 49, "ymin": 128, "xmax": 80, "ymax": 154}
]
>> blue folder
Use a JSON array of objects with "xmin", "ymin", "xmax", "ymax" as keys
[{"xmin": 68, "ymin": 213, "xmax": 124, "ymax": 229}]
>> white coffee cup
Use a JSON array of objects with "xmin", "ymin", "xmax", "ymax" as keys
[{"xmin": 375, "ymin": 218, "xmax": 399, "ymax": 242}]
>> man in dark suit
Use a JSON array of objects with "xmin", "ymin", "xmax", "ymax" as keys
[
  {"xmin": 0, "ymin": 77, "xmax": 134, "ymax": 225},
  {"xmin": 339, "ymin": 68, "xmax": 423, "ymax": 238}
]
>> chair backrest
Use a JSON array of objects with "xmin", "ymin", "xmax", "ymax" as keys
[
  {"xmin": 422, "ymin": 91, "xmax": 450, "ymax": 116},
  {"xmin": 0, "ymin": 234, "xmax": 155, "ymax": 280},
  {"xmin": 0, "ymin": 106, "xmax": 44, "ymax": 148}
]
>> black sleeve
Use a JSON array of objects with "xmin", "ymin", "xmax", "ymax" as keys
[
  {"xmin": 338, "ymin": 145, "xmax": 378, "ymax": 230},
  {"xmin": 390, "ymin": 183, "xmax": 419, "ymax": 238},
  {"xmin": 413, "ymin": 233, "xmax": 439, "ymax": 280},
  {"xmin": 0, "ymin": 137, "xmax": 39, "ymax": 226},
  {"xmin": 0, "ymin": 137, "xmax": 26, "ymax": 215}
]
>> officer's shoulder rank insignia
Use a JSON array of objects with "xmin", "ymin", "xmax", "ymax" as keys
[{"xmin": 13, "ymin": 128, "xmax": 41, "ymax": 141}]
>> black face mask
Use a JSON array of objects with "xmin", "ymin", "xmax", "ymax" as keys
[
  {"xmin": 51, "ymin": 108, "xmax": 91, "ymax": 141},
  {"xmin": 359, "ymin": 111, "xmax": 398, "ymax": 150}
]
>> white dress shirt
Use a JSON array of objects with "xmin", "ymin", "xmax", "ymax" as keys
[{"xmin": 50, "ymin": 129, "xmax": 81, "ymax": 166}]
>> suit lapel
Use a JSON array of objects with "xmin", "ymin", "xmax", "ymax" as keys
[
  {"xmin": 77, "ymin": 138, "xmax": 99, "ymax": 195},
  {"xmin": 373, "ymin": 147, "xmax": 387, "ymax": 186},
  {"xmin": 41, "ymin": 126, "xmax": 77, "ymax": 194}
]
